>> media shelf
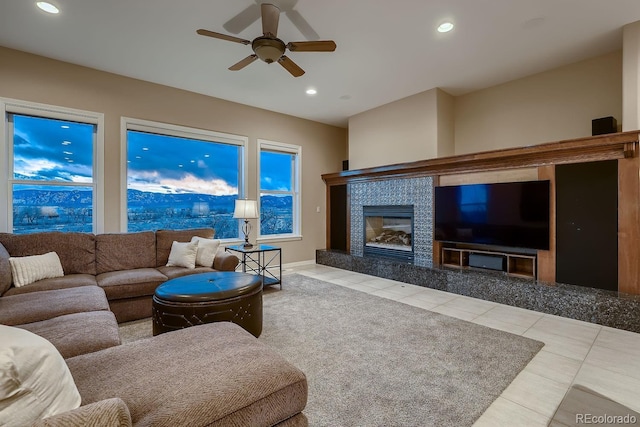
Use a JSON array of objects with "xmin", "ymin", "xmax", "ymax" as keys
[{"xmin": 440, "ymin": 246, "xmax": 536, "ymax": 279}]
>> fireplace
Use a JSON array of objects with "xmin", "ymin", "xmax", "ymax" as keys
[{"xmin": 363, "ymin": 205, "xmax": 414, "ymax": 263}]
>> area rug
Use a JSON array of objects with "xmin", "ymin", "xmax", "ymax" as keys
[{"xmin": 119, "ymin": 273, "xmax": 544, "ymax": 427}]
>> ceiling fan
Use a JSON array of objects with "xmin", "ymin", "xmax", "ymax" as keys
[
  {"xmin": 196, "ymin": 3, "xmax": 336, "ymax": 77},
  {"xmin": 223, "ymin": 0, "xmax": 320, "ymax": 41}
]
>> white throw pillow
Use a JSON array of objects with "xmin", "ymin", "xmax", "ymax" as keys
[
  {"xmin": 190, "ymin": 237, "xmax": 221, "ymax": 267},
  {"xmin": 166, "ymin": 241, "xmax": 198, "ymax": 269},
  {"xmin": 0, "ymin": 325, "xmax": 81, "ymax": 427},
  {"xmin": 8, "ymin": 252, "xmax": 64, "ymax": 288}
]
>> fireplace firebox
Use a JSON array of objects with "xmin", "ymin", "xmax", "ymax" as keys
[{"xmin": 363, "ymin": 205, "xmax": 414, "ymax": 263}]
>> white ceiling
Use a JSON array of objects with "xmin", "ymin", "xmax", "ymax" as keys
[{"xmin": 1, "ymin": 0, "xmax": 640, "ymax": 128}]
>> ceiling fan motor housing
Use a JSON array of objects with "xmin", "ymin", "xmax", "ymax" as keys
[{"xmin": 252, "ymin": 37, "xmax": 286, "ymax": 63}]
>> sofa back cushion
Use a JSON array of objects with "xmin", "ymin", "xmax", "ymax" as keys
[
  {"xmin": 96, "ymin": 231, "xmax": 156, "ymax": 274},
  {"xmin": 0, "ymin": 232, "xmax": 96, "ymax": 276},
  {"xmin": 0, "ymin": 244, "xmax": 12, "ymax": 296},
  {"xmin": 156, "ymin": 228, "xmax": 214, "ymax": 267}
]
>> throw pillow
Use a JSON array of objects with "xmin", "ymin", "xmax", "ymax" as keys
[
  {"xmin": 8, "ymin": 252, "xmax": 64, "ymax": 288},
  {"xmin": 0, "ymin": 325, "xmax": 81, "ymax": 427},
  {"xmin": 190, "ymin": 236, "xmax": 221, "ymax": 267},
  {"xmin": 166, "ymin": 241, "xmax": 198, "ymax": 269}
]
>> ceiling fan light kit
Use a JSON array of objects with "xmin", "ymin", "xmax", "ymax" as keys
[
  {"xmin": 252, "ymin": 37, "xmax": 286, "ymax": 63},
  {"xmin": 197, "ymin": 3, "xmax": 336, "ymax": 77}
]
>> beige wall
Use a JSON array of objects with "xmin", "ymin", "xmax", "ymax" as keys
[
  {"xmin": 454, "ymin": 51, "xmax": 623, "ymax": 154},
  {"xmin": 348, "ymin": 51, "xmax": 623, "ymax": 168},
  {"xmin": 0, "ymin": 46, "xmax": 347, "ymax": 263},
  {"xmin": 623, "ymin": 22, "xmax": 640, "ymax": 131},
  {"xmin": 436, "ymin": 89, "xmax": 455, "ymax": 158},
  {"xmin": 348, "ymin": 88, "xmax": 439, "ymax": 170}
]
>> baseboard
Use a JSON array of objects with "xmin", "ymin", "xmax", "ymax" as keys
[{"xmin": 283, "ymin": 259, "xmax": 316, "ymax": 270}]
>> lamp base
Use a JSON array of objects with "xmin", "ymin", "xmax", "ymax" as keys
[{"xmin": 242, "ymin": 219, "xmax": 253, "ymax": 249}]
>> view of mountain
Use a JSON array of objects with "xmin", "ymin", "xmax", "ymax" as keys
[{"xmin": 12, "ymin": 189, "xmax": 292, "ymax": 236}]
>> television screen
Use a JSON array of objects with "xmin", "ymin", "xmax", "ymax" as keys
[{"xmin": 434, "ymin": 180, "xmax": 550, "ymax": 250}]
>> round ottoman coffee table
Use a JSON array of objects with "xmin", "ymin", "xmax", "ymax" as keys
[{"xmin": 152, "ymin": 271, "xmax": 263, "ymax": 337}]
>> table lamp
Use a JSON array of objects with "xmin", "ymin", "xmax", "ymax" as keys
[{"xmin": 233, "ymin": 199, "xmax": 259, "ymax": 248}]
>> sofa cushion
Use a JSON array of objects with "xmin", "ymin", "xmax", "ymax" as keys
[
  {"xmin": 0, "ymin": 286, "xmax": 110, "ymax": 326},
  {"xmin": 0, "ymin": 243, "xmax": 11, "ymax": 296},
  {"xmin": 96, "ymin": 268, "xmax": 167, "ymax": 300},
  {"xmin": 155, "ymin": 228, "xmax": 214, "ymax": 267},
  {"xmin": 191, "ymin": 236, "xmax": 221, "ymax": 267},
  {"xmin": 2, "ymin": 274, "xmax": 97, "ymax": 297},
  {"xmin": 17, "ymin": 311, "xmax": 121, "ymax": 359},
  {"xmin": 0, "ymin": 325, "xmax": 81, "ymax": 427},
  {"xmin": 156, "ymin": 265, "xmax": 216, "ymax": 280},
  {"xmin": 9, "ymin": 252, "xmax": 64, "ymax": 288},
  {"xmin": 0, "ymin": 232, "xmax": 96, "ymax": 275},
  {"xmin": 166, "ymin": 241, "xmax": 198, "ymax": 269},
  {"xmin": 66, "ymin": 322, "xmax": 307, "ymax": 427},
  {"xmin": 96, "ymin": 232, "xmax": 156, "ymax": 275}
]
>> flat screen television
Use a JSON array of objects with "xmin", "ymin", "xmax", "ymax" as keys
[{"xmin": 434, "ymin": 180, "xmax": 550, "ymax": 250}]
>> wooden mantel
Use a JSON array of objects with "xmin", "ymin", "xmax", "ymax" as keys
[
  {"xmin": 322, "ymin": 131, "xmax": 639, "ymax": 185},
  {"xmin": 322, "ymin": 131, "xmax": 640, "ymax": 295}
]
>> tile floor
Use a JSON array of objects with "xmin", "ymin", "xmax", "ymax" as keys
[{"xmin": 282, "ymin": 263, "xmax": 640, "ymax": 426}]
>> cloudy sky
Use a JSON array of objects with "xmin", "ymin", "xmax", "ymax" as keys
[
  {"xmin": 13, "ymin": 115, "xmax": 93, "ymax": 183},
  {"xmin": 13, "ymin": 114, "xmax": 292, "ymax": 196},
  {"xmin": 127, "ymin": 130, "xmax": 240, "ymax": 195}
]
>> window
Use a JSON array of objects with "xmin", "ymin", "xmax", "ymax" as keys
[
  {"xmin": 1, "ymin": 99, "xmax": 104, "ymax": 234},
  {"xmin": 122, "ymin": 118, "xmax": 247, "ymax": 239},
  {"xmin": 258, "ymin": 140, "xmax": 301, "ymax": 238}
]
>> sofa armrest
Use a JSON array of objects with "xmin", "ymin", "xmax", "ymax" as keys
[
  {"xmin": 214, "ymin": 251, "xmax": 239, "ymax": 271},
  {"xmin": 0, "ymin": 242, "xmax": 12, "ymax": 296},
  {"xmin": 31, "ymin": 398, "xmax": 132, "ymax": 427}
]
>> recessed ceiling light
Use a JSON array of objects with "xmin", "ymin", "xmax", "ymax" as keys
[
  {"xmin": 306, "ymin": 88, "xmax": 317, "ymax": 95},
  {"xmin": 36, "ymin": 1, "xmax": 59, "ymax": 14},
  {"xmin": 437, "ymin": 22, "xmax": 454, "ymax": 33}
]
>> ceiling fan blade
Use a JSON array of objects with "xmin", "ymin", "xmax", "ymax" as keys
[
  {"xmin": 287, "ymin": 40, "xmax": 336, "ymax": 52},
  {"xmin": 196, "ymin": 29, "xmax": 251, "ymax": 45},
  {"xmin": 223, "ymin": 4, "xmax": 260, "ymax": 34},
  {"xmin": 278, "ymin": 56, "xmax": 305, "ymax": 77},
  {"xmin": 229, "ymin": 55, "xmax": 258, "ymax": 71},
  {"xmin": 285, "ymin": 10, "xmax": 320, "ymax": 40},
  {"xmin": 261, "ymin": 3, "xmax": 280, "ymax": 37}
]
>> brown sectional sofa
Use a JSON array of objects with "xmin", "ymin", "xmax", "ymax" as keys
[
  {"xmin": 0, "ymin": 228, "xmax": 309, "ymax": 426},
  {"xmin": 0, "ymin": 227, "xmax": 239, "ymax": 322}
]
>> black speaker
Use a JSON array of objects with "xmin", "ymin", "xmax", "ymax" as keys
[
  {"xmin": 468, "ymin": 253, "xmax": 505, "ymax": 271},
  {"xmin": 342, "ymin": 160, "xmax": 349, "ymax": 171},
  {"xmin": 592, "ymin": 116, "xmax": 617, "ymax": 136}
]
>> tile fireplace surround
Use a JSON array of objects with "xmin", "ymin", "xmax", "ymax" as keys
[
  {"xmin": 317, "ymin": 249, "xmax": 640, "ymax": 333},
  {"xmin": 350, "ymin": 176, "xmax": 433, "ymax": 267}
]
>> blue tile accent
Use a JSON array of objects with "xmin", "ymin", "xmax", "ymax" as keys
[{"xmin": 350, "ymin": 177, "xmax": 433, "ymax": 267}]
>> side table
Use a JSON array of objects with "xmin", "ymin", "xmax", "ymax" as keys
[{"xmin": 226, "ymin": 244, "xmax": 282, "ymax": 289}]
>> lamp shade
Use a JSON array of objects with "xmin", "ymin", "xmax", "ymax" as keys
[{"xmin": 233, "ymin": 199, "xmax": 259, "ymax": 219}]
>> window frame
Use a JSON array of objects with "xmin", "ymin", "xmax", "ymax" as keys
[
  {"xmin": 120, "ymin": 117, "xmax": 249, "ymax": 237},
  {"xmin": 257, "ymin": 139, "xmax": 302, "ymax": 241},
  {"xmin": 0, "ymin": 97, "xmax": 105, "ymax": 233}
]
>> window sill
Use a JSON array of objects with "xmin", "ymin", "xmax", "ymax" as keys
[{"xmin": 257, "ymin": 234, "xmax": 303, "ymax": 244}]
